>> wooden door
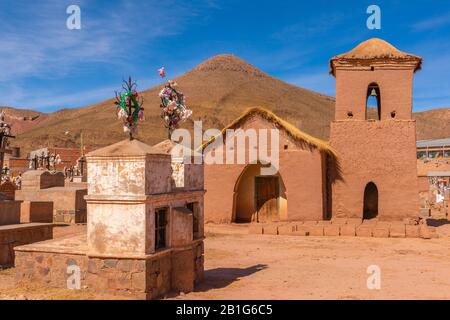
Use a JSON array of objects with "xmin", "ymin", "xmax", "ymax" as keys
[{"xmin": 255, "ymin": 176, "xmax": 279, "ymax": 223}]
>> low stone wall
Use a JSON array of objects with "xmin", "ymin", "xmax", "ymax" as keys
[
  {"xmin": 0, "ymin": 223, "xmax": 53, "ymax": 267},
  {"xmin": 15, "ymin": 240, "xmax": 204, "ymax": 299},
  {"xmin": 249, "ymin": 219, "xmax": 438, "ymax": 239}
]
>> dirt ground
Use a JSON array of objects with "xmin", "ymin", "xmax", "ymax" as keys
[{"xmin": 2, "ymin": 222, "xmax": 450, "ymax": 300}]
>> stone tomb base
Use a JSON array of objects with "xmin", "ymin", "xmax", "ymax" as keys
[
  {"xmin": 0, "ymin": 223, "xmax": 53, "ymax": 267},
  {"xmin": 14, "ymin": 235, "xmax": 204, "ymax": 300}
]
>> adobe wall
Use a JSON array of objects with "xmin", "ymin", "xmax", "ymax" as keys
[
  {"xmin": 0, "ymin": 201, "xmax": 21, "ymax": 226},
  {"xmin": 417, "ymin": 159, "xmax": 450, "ymax": 177},
  {"xmin": 335, "ymin": 69, "xmax": 414, "ymax": 120},
  {"xmin": 330, "ymin": 120, "xmax": 420, "ymax": 220},
  {"xmin": 20, "ymin": 201, "xmax": 54, "ymax": 223},
  {"xmin": 20, "ymin": 171, "xmax": 65, "ymax": 191},
  {"xmin": 184, "ymin": 163, "xmax": 204, "ymax": 191},
  {"xmin": 0, "ymin": 223, "xmax": 53, "ymax": 267},
  {"xmin": 14, "ymin": 241, "xmax": 204, "ymax": 299},
  {"xmin": 87, "ymin": 191, "xmax": 204, "ymax": 256},
  {"xmin": 0, "ymin": 182, "xmax": 17, "ymax": 199},
  {"xmin": 204, "ymin": 114, "xmax": 326, "ymax": 223},
  {"xmin": 279, "ymin": 150, "xmax": 325, "ymax": 221},
  {"xmin": 15, "ymin": 187, "xmax": 87, "ymax": 224},
  {"xmin": 204, "ymin": 164, "xmax": 246, "ymax": 224}
]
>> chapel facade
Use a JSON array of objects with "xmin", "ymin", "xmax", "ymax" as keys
[{"xmin": 204, "ymin": 38, "xmax": 422, "ymax": 224}]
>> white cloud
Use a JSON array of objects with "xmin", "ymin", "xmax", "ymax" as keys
[
  {"xmin": 0, "ymin": 0, "xmax": 215, "ymax": 109},
  {"xmin": 412, "ymin": 12, "xmax": 450, "ymax": 31}
]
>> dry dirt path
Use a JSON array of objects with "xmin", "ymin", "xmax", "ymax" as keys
[{"xmin": 1, "ymin": 223, "xmax": 450, "ymax": 300}]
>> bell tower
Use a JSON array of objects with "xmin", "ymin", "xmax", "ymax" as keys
[{"xmin": 329, "ymin": 38, "xmax": 422, "ymax": 221}]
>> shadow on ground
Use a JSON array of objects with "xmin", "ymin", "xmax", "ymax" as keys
[{"xmin": 194, "ymin": 264, "xmax": 268, "ymax": 292}]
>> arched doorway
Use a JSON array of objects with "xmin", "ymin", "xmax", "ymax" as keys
[
  {"xmin": 363, "ymin": 182, "xmax": 378, "ymax": 220},
  {"xmin": 233, "ymin": 163, "xmax": 287, "ymax": 223},
  {"xmin": 366, "ymin": 83, "xmax": 381, "ymax": 120}
]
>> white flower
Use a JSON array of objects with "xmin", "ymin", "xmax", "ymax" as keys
[{"xmin": 118, "ymin": 109, "xmax": 127, "ymax": 120}]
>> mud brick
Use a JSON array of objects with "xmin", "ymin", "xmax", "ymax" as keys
[
  {"xmin": 346, "ymin": 218, "xmax": 363, "ymax": 226},
  {"xmin": 309, "ymin": 225, "xmax": 324, "ymax": 237},
  {"xmin": 356, "ymin": 225, "xmax": 373, "ymax": 237},
  {"xmin": 362, "ymin": 219, "xmax": 378, "ymax": 225},
  {"xmin": 323, "ymin": 225, "xmax": 340, "ymax": 236},
  {"xmin": 405, "ymin": 225, "xmax": 420, "ymax": 238},
  {"xmin": 278, "ymin": 223, "xmax": 297, "ymax": 236},
  {"xmin": 263, "ymin": 224, "xmax": 279, "ymax": 235},
  {"xmin": 403, "ymin": 218, "xmax": 419, "ymax": 226},
  {"xmin": 372, "ymin": 226, "xmax": 389, "ymax": 238},
  {"xmin": 419, "ymin": 208, "xmax": 431, "ymax": 218},
  {"xmin": 420, "ymin": 226, "xmax": 438, "ymax": 239},
  {"xmin": 249, "ymin": 224, "xmax": 264, "ymax": 235},
  {"xmin": 340, "ymin": 224, "xmax": 356, "ymax": 237},
  {"xmin": 419, "ymin": 225, "xmax": 432, "ymax": 239},
  {"xmin": 317, "ymin": 220, "xmax": 332, "ymax": 225},
  {"xmin": 389, "ymin": 224, "xmax": 406, "ymax": 238},
  {"xmin": 331, "ymin": 218, "xmax": 347, "ymax": 225},
  {"xmin": 304, "ymin": 221, "xmax": 318, "ymax": 226},
  {"xmin": 429, "ymin": 228, "xmax": 439, "ymax": 239},
  {"xmin": 294, "ymin": 225, "xmax": 310, "ymax": 236}
]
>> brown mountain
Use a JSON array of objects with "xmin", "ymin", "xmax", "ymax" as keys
[
  {"xmin": 11, "ymin": 55, "xmax": 335, "ymax": 155},
  {"xmin": 6, "ymin": 55, "xmax": 450, "ymax": 155},
  {"xmin": 0, "ymin": 107, "xmax": 47, "ymax": 136},
  {"xmin": 413, "ymin": 108, "xmax": 450, "ymax": 141}
]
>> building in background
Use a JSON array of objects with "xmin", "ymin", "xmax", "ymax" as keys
[
  {"xmin": 417, "ymin": 138, "xmax": 450, "ymax": 159},
  {"xmin": 416, "ymin": 138, "xmax": 450, "ymax": 218},
  {"xmin": 29, "ymin": 146, "xmax": 91, "ymax": 171}
]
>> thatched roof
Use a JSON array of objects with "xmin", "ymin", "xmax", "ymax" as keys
[
  {"xmin": 201, "ymin": 107, "xmax": 337, "ymax": 157},
  {"xmin": 330, "ymin": 38, "xmax": 422, "ymax": 75}
]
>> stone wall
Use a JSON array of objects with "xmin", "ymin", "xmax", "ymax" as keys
[{"xmin": 15, "ymin": 241, "xmax": 204, "ymax": 299}]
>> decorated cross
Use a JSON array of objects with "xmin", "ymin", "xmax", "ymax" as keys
[
  {"xmin": 115, "ymin": 77, "xmax": 145, "ymax": 140},
  {"xmin": 159, "ymin": 79, "xmax": 192, "ymax": 138}
]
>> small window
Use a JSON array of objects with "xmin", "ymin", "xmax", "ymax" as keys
[
  {"xmin": 417, "ymin": 151, "xmax": 427, "ymax": 159},
  {"xmin": 347, "ymin": 111, "xmax": 354, "ymax": 119},
  {"xmin": 155, "ymin": 208, "xmax": 167, "ymax": 250}
]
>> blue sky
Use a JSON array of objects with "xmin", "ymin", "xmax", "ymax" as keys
[{"xmin": 1, "ymin": 0, "xmax": 450, "ymax": 113}]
